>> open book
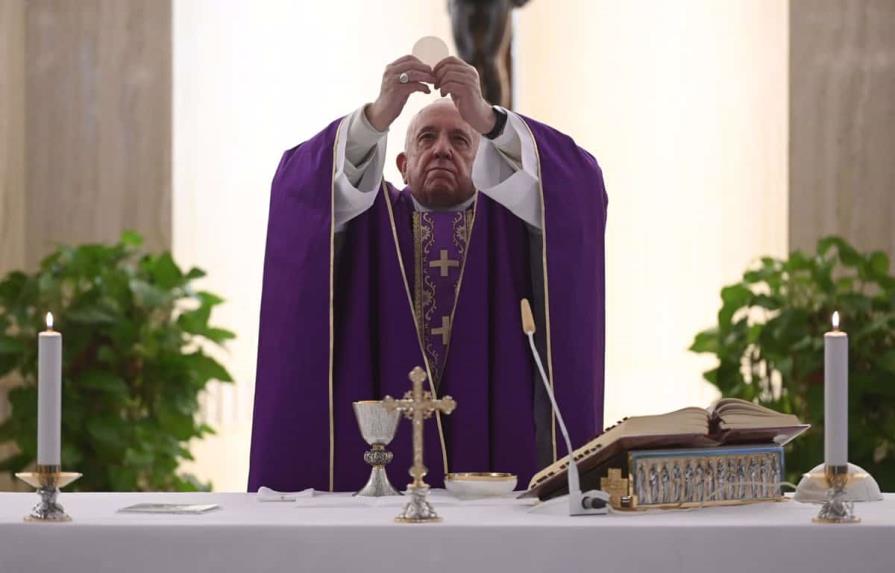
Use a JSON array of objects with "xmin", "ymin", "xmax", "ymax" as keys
[{"xmin": 525, "ymin": 398, "xmax": 809, "ymax": 499}]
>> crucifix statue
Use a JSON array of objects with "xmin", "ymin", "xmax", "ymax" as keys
[
  {"xmin": 383, "ymin": 366, "xmax": 457, "ymax": 523},
  {"xmin": 449, "ymin": 0, "xmax": 531, "ymax": 109}
]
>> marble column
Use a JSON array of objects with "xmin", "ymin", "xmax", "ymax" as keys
[
  {"xmin": 24, "ymin": 0, "xmax": 173, "ymax": 267},
  {"xmin": 0, "ymin": 0, "xmax": 26, "ymax": 276},
  {"xmin": 790, "ymin": 0, "xmax": 895, "ymax": 258}
]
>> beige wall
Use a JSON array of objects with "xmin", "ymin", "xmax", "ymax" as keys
[
  {"xmin": 1, "ymin": 0, "xmax": 172, "ymax": 272},
  {"xmin": 514, "ymin": 0, "xmax": 790, "ymax": 425},
  {"xmin": 0, "ymin": 0, "xmax": 26, "ymax": 276},
  {"xmin": 790, "ymin": 0, "xmax": 895, "ymax": 257},
  {"xmin": 24, "ymin": 0, "xmax": 172, "ymax": 267},
  {"xmin": 0, "ymin": 0, "xmax": 26, "ymax": 491}
]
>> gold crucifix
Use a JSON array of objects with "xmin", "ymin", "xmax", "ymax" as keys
[
  {"xmin": 431, "ymin": 315, "xmax": 451, "ymax": 346},
  {"xmin": 429, "ymin": 249, "xmax": 460, "ymax": 277},
  {"xmin": 383, "ymin": 367, "xmax": 456, "ymax": 523},
  {"xmin": 600, "ymin": 468, "xmax": 630, "ymax": 509}
]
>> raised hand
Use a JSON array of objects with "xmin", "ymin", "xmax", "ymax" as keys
[
  {"xmin": 432, "ymin": 56, "xmax": 496, "ymax": 135},
  {"xmin": 365, "ymin": 56, "xmax": 434, "ymax": 132}
]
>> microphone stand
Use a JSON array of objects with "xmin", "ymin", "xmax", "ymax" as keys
[{"xmin": 521, "ymin": 299, "xmax": 608, "ymax": 516}]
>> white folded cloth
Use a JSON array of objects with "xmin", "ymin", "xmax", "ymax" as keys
[{"xmin": 256, "ymin": 487, "xmax": 315, "ymax": 502}]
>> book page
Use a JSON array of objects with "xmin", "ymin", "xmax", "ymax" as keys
[{"xmin": 713, "ymin": 398, "xmax": 802, "ymax": 429}]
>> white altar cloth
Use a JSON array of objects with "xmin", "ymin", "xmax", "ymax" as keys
[{"xmin": 0, "ymin": 491, "xmax": 892, "ymax": 573}]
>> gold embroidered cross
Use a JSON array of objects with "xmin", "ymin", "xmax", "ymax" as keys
[
  {"xmin": 429, "ymin": 249, "xmax": 460, "ymax": 277},
  {"xmin": 431, "ymin": 315, "xmax": 451, "ymax": 346}
]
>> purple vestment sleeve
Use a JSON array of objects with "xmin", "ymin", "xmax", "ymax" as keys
[
  {"xmin": 249, "ymin": 113, "xmax": 606, "ymax": 493},
  {"xmin": 248, "ymin": 119, "xmax": 341, "ymax": 492},
  {"xmin": 521, "ymin": 116, "xmax": 608, "ymax": 456}
]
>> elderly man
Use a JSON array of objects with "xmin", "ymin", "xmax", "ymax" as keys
[{"xmin": 249, "ymin": 55, "xmax": 607, "ymax": 493}]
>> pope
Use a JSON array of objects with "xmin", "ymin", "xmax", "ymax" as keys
[{"xmin": 248, "ymin": 53, "xmax": 608, "ymax": 492}]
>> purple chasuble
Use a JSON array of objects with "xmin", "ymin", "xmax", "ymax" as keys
[{"xmin": 248, "ymin": 115, "xmax": 607, "ymax": 493}]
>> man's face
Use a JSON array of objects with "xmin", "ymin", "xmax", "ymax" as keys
[{"xmin": 397, "ymin": 102, "xmax": 480, "ymax": 209}]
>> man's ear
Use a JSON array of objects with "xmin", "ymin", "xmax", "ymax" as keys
[{"xmin": 396, "ymin": 152, "xmax": 408, "ymax": 184}]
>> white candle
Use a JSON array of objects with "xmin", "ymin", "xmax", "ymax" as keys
[
  {"xmin": 824, "ymin": 311, "xmax": 848, "ymax": 467},
  {"xmin": 37, "ymin": 312, "xmax": 62, "ymax": 467}
]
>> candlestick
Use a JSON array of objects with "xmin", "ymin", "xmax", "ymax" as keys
[
  {"xmin": 38, "ymin": 312, "xmax": 62, "ymax": 467},
  {"xmin": 824, "ymin": 311, "xmax": 847, "ymax": 467},
  {"xmin": 16, "ymin": 468, "xmax": 81, "ymax": 522},
  {"xmin": 795, "ymin": 311, "xmax": 879, "ymax": 518}
]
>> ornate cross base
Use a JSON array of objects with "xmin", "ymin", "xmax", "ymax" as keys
[{"xmin": 395, "ymin": 485, "xmax": 441, "ymax": 523}]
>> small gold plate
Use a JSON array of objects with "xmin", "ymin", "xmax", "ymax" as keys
[
  {"xmin": 444, "ymin": 473, "xmax": 517, "ymax": 498},
  {"xmin": 445, "ymin": 472, "xmax": 516, "ymax": 481}
]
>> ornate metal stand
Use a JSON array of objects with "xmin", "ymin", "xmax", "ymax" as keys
[
  {"xmin": 384, "ymin": 367, "xmax": 456, "ymax": 523},
  {"xmin": 357, "ymin": 444, "xmax": 400, "ymax": 497},
  {"xmin": 16, "ymin": 465, "xmax": 82, "ymax": 522},
  {"xmin": 396, "ymin": 484, "xmax": 441, "ymax": 523},
  {"xmin": 813, "ymin": 464, "xmax": 860, "ymax": 524}
]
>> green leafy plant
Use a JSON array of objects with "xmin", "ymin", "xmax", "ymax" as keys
[
  {"xmin": 690, "ymin": 236, "xmax": 895, "ymax": 489},
  {"xmin": 0, "ymin": 232, "xmax": 234, "ymax": 491}
]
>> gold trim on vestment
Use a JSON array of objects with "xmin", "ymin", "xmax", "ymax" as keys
[
  {"xmin": 327, "ymin": 119, "xmax": 346, "ymax": 491},
  {"xmin": 412, "ymin": 213, "xmax": 424, "ymax": 337},
  {"xmin": 415, "ymin": 213, "xmax": 441, "ymax": 379},
  {"xmin": 445, "ymin": 472, "xmax": 516, "ymax": 481},
  {"xmin": 382, "ymin": 184, "xmax": 450, "ymax": 474},
  {"xmin": 517, "ymin": 118, "xmax": 558, "ymax": 463}
]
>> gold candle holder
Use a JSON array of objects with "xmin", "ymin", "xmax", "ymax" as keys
[
  {"xmin": 813, "ymin": 464, "xmax": 860, "ymax": 524},
  {"xmin": 16, "ymin": 465, "xmax": 82, "ymax": 522}
]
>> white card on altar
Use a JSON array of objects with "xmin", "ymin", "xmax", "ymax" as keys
[
  {"xmin": 118, "ymin": 503, "xmax": 220, "ymax": 514},
  {"xmin": 257, "ymin": 486, "xmax": 314, "ymax": 502}
]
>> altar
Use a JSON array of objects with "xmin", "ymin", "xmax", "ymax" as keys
[{"xmin": 0, "ymin": 491, "xmax": 892, "ymax": 573}]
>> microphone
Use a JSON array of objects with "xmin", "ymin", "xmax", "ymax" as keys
[{"xmin": 521, "ymin": 299, "xmax": 608, "ymax": 516}]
